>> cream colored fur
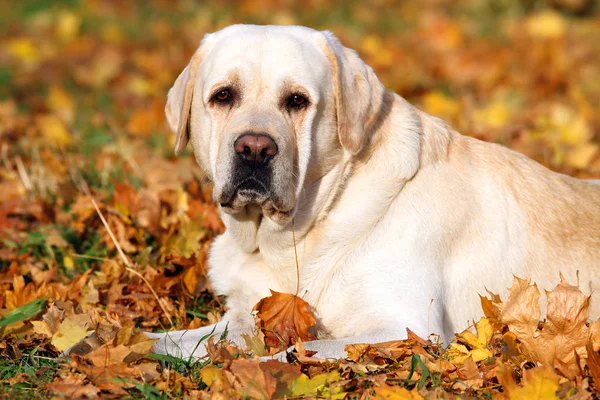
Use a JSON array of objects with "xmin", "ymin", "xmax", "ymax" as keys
[{"xmin": 149, "ymin": 24, "xmax": 600, "ymax": 360}]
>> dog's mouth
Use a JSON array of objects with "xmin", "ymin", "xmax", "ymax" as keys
[
  {"xmin": 219, "ymin": 177, "xmax": 293, "ymax": 224},
  {"xmin": 220, "ymin": 177, "xmax": 269, "ymax": 208}
]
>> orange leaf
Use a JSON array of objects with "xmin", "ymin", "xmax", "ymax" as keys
[{"xmin": 253, "ymin": 290, "xmax": 316, "ymax": 350}]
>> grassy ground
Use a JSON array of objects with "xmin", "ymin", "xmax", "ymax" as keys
[{"xmin": 1, "ymin": 0, "xmax": 600, "ymax": 398}]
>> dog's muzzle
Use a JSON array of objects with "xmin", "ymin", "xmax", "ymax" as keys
[{"xmin": 219, "ymin": 133, "xmax": 278, "ymax": 211}]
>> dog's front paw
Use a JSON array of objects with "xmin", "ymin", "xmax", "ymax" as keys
[{"xmin": 146, "ymin": 329, "xmax": 213, "ymax": 360}]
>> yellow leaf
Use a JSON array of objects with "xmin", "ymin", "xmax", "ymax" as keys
[
  {"xmin": 7, "ymin": 38, "xmax": 41, "ymax": 68},
  {"xmin": 200, "ymin": 367, "xmax": 221, "ymax": 386},
  {"xmin": 450, "ymin": 318, "xmax": 493, "ymax": 364},
  {"xmin": 508, "ymin": 365, "xmax": 559, "ymax": 400},
  {"xmin": 51, "ymin": 314, "xmax": 93, "ymax": 352},
  {"xmin": 447, "ymin": 342, "xmax": 470, "ymax": 361},
  {"xmin": 374, "ymin": 385, "xmax": 424, "ymax": 399},
  {"xmin": 63, "ymin": 255, "xmax": 75, "ymax": 270},
  {"xmin": 114, "ymin": 201, "xmax": 132, "ymax": 224},
  {"xmin": 291, "ymin": 372, "xmax": 342, "ymax": 397},
  {"xmin": 47, "ymin": 85, "xmax": 75, "ymax": 124},
  {"xmin": 476, "ymin": 318, "xmax": 493, "ymax": 346},
  {"xmin": 176, "ymin": 188, "xmax": 189, "ymax": 214},
  {"xmin": 360, "ymin": 35, "xmax": 394, "ymax": 68},
  {"xmin": 565, "ymin": 143, "xmax": 598, "ymax": 169},
  {"xmin": 31, "ymin": 320, "xmax": 53, "ymax": 337},
  {"xmin": 558, "ymin": 113, "xmax": 591, "ymax": 145},
  {"xmin": 272, "ymin": 11, "xmax": 297, "ymax": 26},
  {"xmin": 242, "ymin": 333, "xmax": 269, "ymax": 357},
  {"xmin": 469, "ymin": 348, "xmax": 492, "ymax": 363},
  {"xmin": 36, "ymin": 114, "xmax": 71, "ymax": 146},
  {"xmin": 127, "ymin": 75, "xmax": 159, "ymax": 97},
  {"xmin": 56, "ymin": 11, "xmax": 81, "ymax": 42},
  {"xmin": 526, "ymin": 11, "xmax": 566, "ymax": 39},
  {"xmin": 183, "ymin": 267, "xmax": 197, "ymax": 295},
  {"xmin": 473, "ymin": 101, "xmax": 511, "ymax": 129},
  {"xmin": 422, "ymin": 91, "xmax": 460, "ymax": 122}
]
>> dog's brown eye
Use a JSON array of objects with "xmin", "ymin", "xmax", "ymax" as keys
[
  {"xmin": 288, "ymin": 94, "xmax": 308, "ymax": 109},
  {"xmin": 214, "ymin": 90, "xmax": 231, "ymax": 103}
]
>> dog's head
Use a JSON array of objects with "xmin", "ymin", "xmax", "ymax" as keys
[{"xmin": 165, "ymin": 25, "xmax": 384, "ymax": 225}]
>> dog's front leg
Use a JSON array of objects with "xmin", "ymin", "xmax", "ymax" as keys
[
  {"xmin": 148, "ymin": 231, "xmax": 278, "ymax": 360},
  {"xmin": 263, "ymin": 330, "xmax": 412, "ymax": 362},
  {"xmin": 147, "ymin": 320, "xmax": 230, "ymax": 360},
  {"xmin": 147, "ymin": 310, "xmax": 257, "ymax": 360}
]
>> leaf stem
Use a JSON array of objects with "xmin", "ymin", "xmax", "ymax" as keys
[{"xmin": 292, "ymin": 218, "xmax": 300, "ymax": 296}]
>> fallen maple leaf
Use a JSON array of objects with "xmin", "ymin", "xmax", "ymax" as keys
[
  {"xmin": 507, "ymin": 365, "xmax": 560, "ymax": 400},
  {"xmin": 495, "ymin": 276, "xmax": 591, "ymax": 376},
  {"xmin": 494, "ymin": 276, "xmax": 540, "ymax": 342},
  {"xmin": 51, "ymin": 313, "xmax": 93, "ymax": 352},
  {"xmin": 291, "ymin": 371, "xmax": 344, "ymax": 398},
  {"xmin": 253, "ymin": 290, "xmax": 316, "ymax": 350},
  {"xmin": 448, "ymin": 318, "xmax": 493, "ymax": 364},
  {"xmin": 46, "ymin": 382, "xmax": 100, "ymax": 398},
  {"xmin": 228, "ymin": 358, "xmax": 278, "ymax": 399}
]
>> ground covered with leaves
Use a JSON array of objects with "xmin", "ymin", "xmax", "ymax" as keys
[{"xmin": 1, "ymin": 0, "xmax": 600, "ymax": 398}]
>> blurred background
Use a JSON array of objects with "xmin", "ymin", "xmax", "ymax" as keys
[
  {"xmin": 2, "ymin": 0, "xmax": 599, "ymax": 180},
  {"xmin": 0, "ymin": 1, "xmax": 600, "ymax": 396}
]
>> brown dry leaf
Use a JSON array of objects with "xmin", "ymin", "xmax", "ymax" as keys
[
  {"xmin": 360, "ymin": 340, "xmax": 415, "ymax": 365},
  {"xmin": 253, "ymin": 290, "xmax": 316, "ymax": 349},
  {"xmin": 71, "ymin": 339, "xmax": 159, "ymax": 388},
  {"xmin": 46, "ymin": 382, "xmax": 100, "ymax": 398},
  {"xmin": 590, "ymin": 319, "xmax": 600, "ymax": 351},
  {"xmin": 497, "ymin": 276, "xmax": 590, "ymax": 374},
  {"xmin": 456, "ymin": 357, "xmax": 484, "ymax": 388},
  {"xmin": 205, "ymin": 335, "xmax": 240, "ymax": 364},
  {"xmin": 345, "ymin": 343, "xmax": 371, "ymax": 362},
  {"xmin": 480, "ymin": 288, "xmax": 502, "ymax": 329},
  {"xmin": 495, "ymin": 276, "xmax": 541, "ymax": 341},
  {"xmin": 541, "ymin": 276, "xmax": 590, "ymax": 366},
  {"xmin": 586, "ymin": 341, "xmax": 600, "ymax": 394},
  {"xmin": 229, "ymin": 358, "xmax": 278, "ymax": 399},
  {"xmin": 224, "ymin": 358, "xmax": 303, "ymax": 399}
]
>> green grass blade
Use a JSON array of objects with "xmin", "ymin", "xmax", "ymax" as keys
[{"xmin": 0, "ymin": 299, "xmax": 47, "ymax": 327}]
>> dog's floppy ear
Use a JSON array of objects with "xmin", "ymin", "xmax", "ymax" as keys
[
  {"xmin": 165, "ymin": 40, "xmax": 209, "ymax": 155},
  {"xmin": 317, "ymin": 31, "xmax": 385, "ymax": 155}
]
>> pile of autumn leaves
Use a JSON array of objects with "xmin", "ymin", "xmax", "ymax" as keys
[
  {"xmin": 169, "ymin": 276, "xmax": 600, "ymax": 398},
  {"xmin": 3, "ymin": 253, "xmax": 600, "ymax": 399}
]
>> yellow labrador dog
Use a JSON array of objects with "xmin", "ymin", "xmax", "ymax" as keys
[{"xmin": 150, "ymin": 24, "xmax": 600, "ymax": 359}]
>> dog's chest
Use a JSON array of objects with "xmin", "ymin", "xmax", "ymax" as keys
[{"xmin": 257, "ymin": 227, "xmax": 388, "ymax": 338}]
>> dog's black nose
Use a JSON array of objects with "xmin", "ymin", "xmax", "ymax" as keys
[{"xmin": 234, "ymin": 134, "xmax": 278, "ymax": 167}]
